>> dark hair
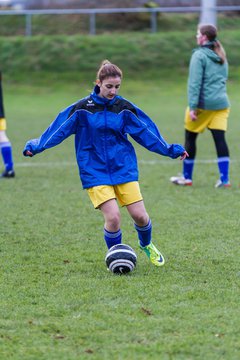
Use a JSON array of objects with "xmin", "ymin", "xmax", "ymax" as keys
[
  {"xmin": 199, "ymin": 24, "xmax": 226, "ymax": 64},
  {"xmin": 97, "ymin": 60, "xmax": 122, "ymax": 82}
]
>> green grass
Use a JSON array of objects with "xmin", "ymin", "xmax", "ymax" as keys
[
  {"xmin": 1, "ymin": 28, "xmax": 240, "ymax": 76},
  {"xmin": 0, "ymin": 73, "xmax": 240, "ymax": 359}
]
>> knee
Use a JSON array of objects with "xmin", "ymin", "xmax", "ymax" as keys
[
  {"xmin": 106, "ymin": 210, "xmax": 121, "ymax": 230},
  {"xmin": 134, "ymin": 213, "xmax": 149, "ymax": 227},
  {"xmin": 0, "ymin": 131, "xmax": 9, "ymax": 143}
]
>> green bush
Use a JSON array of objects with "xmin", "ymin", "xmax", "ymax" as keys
[{"xmin": 0, "ymin": 30, "xmax": 239, "ymax": 77}]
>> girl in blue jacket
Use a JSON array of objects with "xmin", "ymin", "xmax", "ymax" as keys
[
  {"xmin": 170, "ymin": 24, "xmax": 231, "ymax": 188},
  {"xmin": 23, "ymin": 60, "xmax": 188, "ymax": 267}
]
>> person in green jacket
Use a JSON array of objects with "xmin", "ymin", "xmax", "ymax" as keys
[{"xmin": 170, "ymin": 24, "xmax": 230, "ymax": 188}]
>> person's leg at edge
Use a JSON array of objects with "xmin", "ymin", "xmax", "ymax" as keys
[
  {"xmin": 99, "ymin": 199, "xmax": 122, "ymax": 249},
  {"xmin": 127, "ymin": 200, "xmax": 164, "ymax": 266},
  {"xmin": 170, "ymin": 130, "xmax": 198, "ymax": 186},
  {"xmin": 183, "ymin": 129, "xmax": 198, "ymax": 181},
  {"xmin": 0, "ymin": 130, "xmax": 15, "ymax": 177},
  {"xmin": 211, "ymin": 129, "xmax": 230, "ymax": 187}
]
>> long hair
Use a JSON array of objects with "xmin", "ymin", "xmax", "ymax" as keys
[
  {"xmin": 96, "ymin": 60, "xmax": 122, "ymax": 82},
  {"xmin": 199, "ymin": 24, "xmax": 226, "ymax": 64}
]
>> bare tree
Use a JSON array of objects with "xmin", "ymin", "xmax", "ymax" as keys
[{"xmin": 200, "ymin": 0, "xmax": 217, "ymax": 26}]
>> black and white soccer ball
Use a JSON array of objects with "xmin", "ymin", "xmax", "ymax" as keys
[{"xmin": 105, "ymin": 244, "xmax": 137, "ymax": 274}]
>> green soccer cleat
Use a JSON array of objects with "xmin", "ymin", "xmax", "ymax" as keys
[{"xmin": 140, "ymin": 242, "xmax": 165, "ymax": 267}]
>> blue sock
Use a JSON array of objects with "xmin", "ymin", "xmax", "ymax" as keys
[
  {"xmin": 183, "ymin": 159, "xmax": 195, "ymax": 180},
  {"xmin": 0, "ymin": 142, "xmax": 14, "ymax": 172},
  {"xmin": 217, "ymin": 156, "xmax": 230, "ymax": 183},
  {"xmin": 134, "ymin": 219, "xmax": 152, "ymax": 247},
  {"xmin": 104, "ymin": 228, "xmax": 122, "ymax": 249}
]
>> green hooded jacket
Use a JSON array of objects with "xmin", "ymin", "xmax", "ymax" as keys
[{"xmin": 188, "ymin": 44, "xmax": 230, "ymax": 111}]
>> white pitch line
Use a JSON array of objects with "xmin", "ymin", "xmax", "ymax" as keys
[
  {"xmin": 139, "ymin": 159, "xmax": 239, "ymax": 164},
  {"xmin": 15, "ymin": 159, "xmax": 239, "ymax": 168},
  {"xmin": 15, "ymin": 161, "xmax": 76, "ymax": 167}
]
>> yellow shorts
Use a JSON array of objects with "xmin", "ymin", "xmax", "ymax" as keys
[
  {"xmin": 184, "ymin": 107, "xmax": 230, "ymax": 133},
  {"xmin": 0, "ymin": 118, "xmax": 7, "ymax": 131},
  {"xmin": 87, "ymin": 181, "xmax": 143, "ymax": 209}
]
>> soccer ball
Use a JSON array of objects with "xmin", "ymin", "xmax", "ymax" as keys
[{"xmin": 105, "ymin": 244, "xmax": 137, "ymax": 274}]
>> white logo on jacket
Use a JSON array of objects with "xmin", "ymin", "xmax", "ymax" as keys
[{"xmin": 87, "ymin": 100, "xmax": 95, "ymax": 107}]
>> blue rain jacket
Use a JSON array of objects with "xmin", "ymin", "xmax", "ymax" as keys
[{"xmin": 23, "ymin": 86, "xmax": 185, "ymax": 189}]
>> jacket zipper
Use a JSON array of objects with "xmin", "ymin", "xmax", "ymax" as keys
[{"xmin": 104, "ymin": 105, "xmax": 113, "ymax": 184}]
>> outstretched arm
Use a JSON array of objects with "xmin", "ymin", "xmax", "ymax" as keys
[
  {"xmin": 124, "ymin": 106, "xmax": 187, "ymax": 159},
  {"xmin": 23, "ymin": 105, "xmax": 78, "ymax": 157}
]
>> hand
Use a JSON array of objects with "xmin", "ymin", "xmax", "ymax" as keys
[
  {"xmin": 180, "ymin": 151, "xmax": 189, "ymax": 161},
  {"xmin": 190, "ymin": 110, "xmax": 197, "ymax": 121},
  {"xmin": 24, "ymin": 150, "xmax": 33, "ymax": 157}
]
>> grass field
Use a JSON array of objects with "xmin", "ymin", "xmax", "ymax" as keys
[{"xmin": 1, "ymin": 73, "xmax": 240, "ymax": 359}]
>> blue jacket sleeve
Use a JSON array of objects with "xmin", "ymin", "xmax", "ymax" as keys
[
  {"xmin": 23, "ymin": 105, "xmax": 78, "ymax": 156},
  {"xmin": 123, "ymin": 105, "xmax": 185, "ymax": 159}
]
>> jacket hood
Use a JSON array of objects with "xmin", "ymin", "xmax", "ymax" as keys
[{"xmin": 193, "ymin": 42, "xmax": 222, "ymax": 64}]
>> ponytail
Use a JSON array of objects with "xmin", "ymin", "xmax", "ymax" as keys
[{"xmin": 212, "ymin": 40, "xmax": 226, "ymax": 64}]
